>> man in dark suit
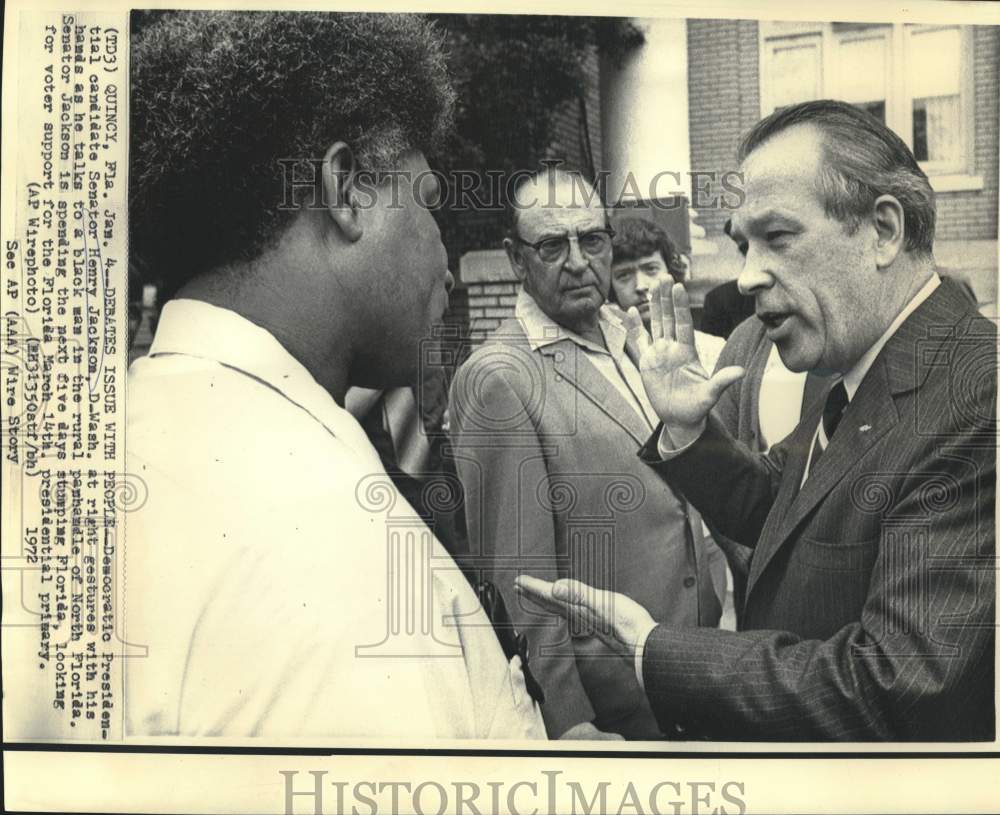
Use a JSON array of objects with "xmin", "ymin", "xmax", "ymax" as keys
[
  {"xmin": 699, "ymin": 279, "xmax": 755, "ymax": 339},
  {"xmin": 518, "ymin": 99, "xmax": 995, "ymax": 741},
  {"xmin": 450, "ymin": 168, "xmax": 726, "ymax": 740},
  {"xmin": 697, "ymin": 220, "xmax": 756, "ymax": 340}
]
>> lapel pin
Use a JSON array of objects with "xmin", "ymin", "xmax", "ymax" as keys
[{"xmin": 859, "ymin": 424, "xmax": 872, "ymax": 433}]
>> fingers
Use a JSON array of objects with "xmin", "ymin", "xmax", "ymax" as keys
[
  {"xmin": 623, "ymin": 306, "xmax": 651, "ymax": 345},
  {"xmin": 518, "ymin": 577, "xmax": 616, "ymax": 640},
  {"xmin": 658, "ymin": 281, "xmax": 676, "ymax": 342},
  {"xmin": 672, "ymin": 283, "xmax": 695, "ymax": 347},
  {"xmin": 623, "ymin": 307, "xmax": 651, "ymax": 358},
  {"xmin": 514, "ymin": 575, "xmax": 568, "ymax": 618},
  {"xmin": 649, "ymin": 281, "xmax": 664, "ymax": 341},
  {"xmin": 553, "ymin": 579, "xmax": 617, "ymax": 636},
  {"xmin": 551, "ymin": 577, "xmax": 595, "ymax": 605},
  {"xmin": 702, "ymin": 365, "xmax": 746, "ymax": 405},
  {"xmin": 508, "ymin": 654, "xmax": 528, "ymax": 707}
]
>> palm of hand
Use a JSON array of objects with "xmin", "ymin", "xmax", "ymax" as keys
[
  {"xmin": 638, "ymin": 337, "xmax": 714, "ymax": 429},
  {"xmin": 623, "ymin": 281, "xmax": 745, "ymax": 434}
]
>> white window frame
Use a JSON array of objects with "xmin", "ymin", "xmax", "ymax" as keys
[
  {"xmin": 758, "ymin": 21, "xmax": 982, "ymax": 192},
  {"xmin": 759, "ymin": 31, "xmax": 823, "ymax": 116}
]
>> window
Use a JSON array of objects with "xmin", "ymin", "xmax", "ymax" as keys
[{"xmin": 759, "ymin": 22, "xmax": 977, "ymax": 188}]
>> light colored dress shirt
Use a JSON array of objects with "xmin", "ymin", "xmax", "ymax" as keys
[
  {"xmin": 515, "ymin": 289, "xmax": 726, "ymax": 431},
  {"xmin": 800, "ymin": 274, "xmax": 941, "ymax": 480},
  {"xmin": 515, "ymin": 289, "xmax": 659, "ymax": 427},
  {"xmin": 759, "ymin": 345, "xmax": 808, "ymax": 451},
  {"xmin": 638, "ymin": 273, "xmax": 943, "ymax": 688},
  {"xmin": 124, "ymin": 298, "xmax": 545, "ymax": 740}
]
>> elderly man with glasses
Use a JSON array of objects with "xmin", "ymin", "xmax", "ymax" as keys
[{"xmin": 448, "ymin": 167, "xmax": 727, "ymax": 740}]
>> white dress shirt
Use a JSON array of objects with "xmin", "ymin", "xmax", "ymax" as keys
[
  {"xmin": 515, "ymin": 288, "xmax": 725, "ymax": 431},
  {"xmin": 800, "ymin": 274, "xmax": 941, "ymax": 479},
  {"xmin": 759, "ymin": 345, "xmax": 809, "ymax": 451},
  {"xmin": 516, "ymin": 289, "xmax": 659, "ymax": 427},
  {"xmin": 124, "ymin": 299, "xmax": 545, "ymax": 740}
]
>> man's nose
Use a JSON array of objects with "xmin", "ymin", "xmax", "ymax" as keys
[
  {"xmin": 444, "ymin": 268, "xmax": 455, "ymax": 294},
  {"xmin": 736, "ymin": 248, "xmax": 773, "ymax": 297},
  {"xmin": 564, "ymin": 238, "xmax": 589, "ymax": 273}
]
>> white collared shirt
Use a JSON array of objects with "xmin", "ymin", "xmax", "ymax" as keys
[
  {"xmin": 799, "ymin": 274, "xmax": 941, "ymax": 480},
  {"xmin": 842, "ymin": 274, "xmax": 941, "ymax": 399},
  {"xmin": 515, "ymin": 288, "xmax": 725, "ymax": 430},
  {"xmin": 124, "ymin": 299, "xmax": 544, "ymax": 741}
]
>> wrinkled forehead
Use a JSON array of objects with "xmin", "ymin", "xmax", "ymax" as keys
[
  {"xmin": 733, "ymin": 127, "xmax": 827, "ymax": 228},
  {"xmin": 514, "ymin": 177, "xmax": 606, "ymax": 238}
]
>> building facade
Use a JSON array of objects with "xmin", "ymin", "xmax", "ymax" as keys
[{"xmin": 458, "ymin": 18, "xmax": 999, "ymax": 344}]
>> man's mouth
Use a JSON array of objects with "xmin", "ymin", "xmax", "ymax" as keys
[{"xmin": 758, "ymin": 310, "xmax": 791, "ymax": 332}]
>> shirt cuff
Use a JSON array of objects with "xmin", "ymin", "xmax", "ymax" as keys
[
  {"xmin": 633, "ymin": 620, "xmax": 660, "ymax": 692},
  {"xmin": 655, "ymin": 422, "xmax": 705, "ymax": 460}
]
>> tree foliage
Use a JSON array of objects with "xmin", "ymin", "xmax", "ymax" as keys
[{"xmin": 430, "ymin": 14, "xmax": 645, "ymax": 176}]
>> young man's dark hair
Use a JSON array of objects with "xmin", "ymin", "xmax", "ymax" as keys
[
  {"xmin": 610, "ymin": 216, "xmax": 687, "ymax": 283},
  {"xmin": 130, "ymin": 11, "xmax": 455, "ymax": 297}
]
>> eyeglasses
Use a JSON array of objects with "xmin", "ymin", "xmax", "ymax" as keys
[{"xmin": 514, "ymin": 227, "xmax": 616, "ymax": 264}]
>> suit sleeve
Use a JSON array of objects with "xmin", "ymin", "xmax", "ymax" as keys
[
  {"xmin": 705, "ymin": 322, "xmax": 757, "ymax": 618},
  {"xmin": 639, "ymin": 414, "xmax": 785, "ymax": 549},
  {"xmin": 710, "ymin": 327, "xmax": 744, "ymax": 438},
  {"xmin": 449, "ymin": 351, "xmax": 596, "ymax": 737},
  {"xmin": 640, "ymin": 390, "xmax": 996, "ymax": 740}
]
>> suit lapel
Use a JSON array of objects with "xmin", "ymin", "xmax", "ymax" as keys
[
  {"xmin": 540, "ymin": 338, "xmax": 653, "ymax": 446},
  {"xmin": 744, "ymin": 278, "xmax": 973, "ymax": 602}
]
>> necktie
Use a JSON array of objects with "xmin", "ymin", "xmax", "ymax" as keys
[{"xmin": 806, "ymin": 379, "xmax": 849, "ymax": 478}]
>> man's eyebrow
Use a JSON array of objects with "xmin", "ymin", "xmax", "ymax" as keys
[{"xmin": 729, "ymin": 210, "xmax": 803, "ymax": 242}]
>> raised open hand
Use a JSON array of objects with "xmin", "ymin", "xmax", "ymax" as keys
[{"xmin": 622, "ymin": 282, "xmax": 744, "ymax": 446}]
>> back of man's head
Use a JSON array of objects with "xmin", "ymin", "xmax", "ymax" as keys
[
  {"xmin": 611, "ymin": 216, "xmax": 686, "ymax": 282},
  {"xmin": 737, "ymin": 99, "xmax": 935, "ymax": 257},
  {"xmin": 130, "ymin": 11, "xmax": 455, "ymax": 298}
]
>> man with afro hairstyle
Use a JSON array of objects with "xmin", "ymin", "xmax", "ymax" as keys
[{"xmin": 125, "ymin": 11, "xmax": 544, "ymax": 740}]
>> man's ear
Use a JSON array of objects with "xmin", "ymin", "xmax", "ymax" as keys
[
  {"xmin": 503, "ymin": 237, "xmax": 527, "ymax": 283},
  {"xmin": 872, "ymin": 194, "xmax": 905, "ymax": 269},
  {"xmin": 321, "ymin": 141, "xmax": 363, "ymax": 243}
]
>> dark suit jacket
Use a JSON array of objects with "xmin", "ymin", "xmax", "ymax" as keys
[
  {"xmin": 710, "ymin": 317, "xmax": 828, "ymax": 622},
  {"xmin": 639, "ymin": 279, "xmax": 996, "ymax": 740},
  {"xmin": 699, "ymin": 280, "xmax": 756, "ymax": 339},
  {"xmin": 450, "ymin": 316, "xmax": 725, "ymax": 739}
]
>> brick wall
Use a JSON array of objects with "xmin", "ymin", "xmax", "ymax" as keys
[
  {"xmin": 935, "ymin": 25, "xmax": 999, "ymax": 243},
  {"xmin": 464, "ymin": 278, "xmax": 520, "ymax": 344},
  {"xmin": 685, "ymin": 19, "xmax": 998, "ymax": 308},
  {"xmin": 686, "ymin": 19, "xmax": 761, "ymax": 239}
]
